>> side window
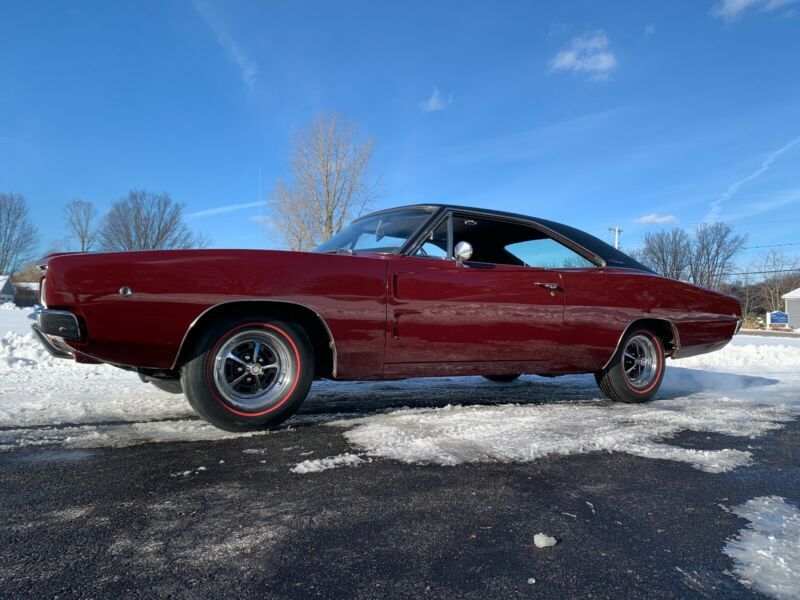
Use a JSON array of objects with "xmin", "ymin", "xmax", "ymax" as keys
[
  {"xmin": 414, "ymin": 219, "xmax": 448, "ymax": 258},
  {"xmin": 505, "ymin": 238, "xmax": 594, "ymax": 269}
]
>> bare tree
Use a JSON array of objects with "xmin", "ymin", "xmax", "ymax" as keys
[
  {"xmin": 754, "ymin": 250, "xmax": 800, "ymax": 313},
  {"xmin": 64, "ymin": 199, "xmax": 98, "ymax": 252},
  {"xmin": 637, "ymin": 229, "xmax": 691, "ymax": 280},
  {"xmin": 688, "ymin": 223, "xmax": 746, "ymax": 290},
  {"xmin": 0, "ymin": 193, "xmax": 38, "ymax": 275},
  {"xmin": 98, "ymin": 190, "xmax": 209, "ymax": 251},
  {"xmin": 269, "ymin": 113, "xmax": 379, "ymax": 251}
]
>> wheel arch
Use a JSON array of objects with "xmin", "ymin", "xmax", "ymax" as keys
[
  {"xmin": 601, "ymin": 317, "xmax": 680, "ymax": 370},
  {"xmin": 171, "ymin": 300, "xmax": 337, "ymax": 379}
]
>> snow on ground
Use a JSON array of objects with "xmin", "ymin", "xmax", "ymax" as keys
[
  {"xmin": 322, "ymin": 337, "xmax": 800, "ymax": 473},
  {"xmin": 289, "ymin": 453, "xmax": 368, "ymax": 474},
  {"xmin": 724, "ymin": 496, "xmax": 800, "ymax": 600}
]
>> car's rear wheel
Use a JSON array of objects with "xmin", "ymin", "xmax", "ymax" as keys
[
  {"xmin": 483, "ymin": 374, "xmax": 521, "ymax": 383},
  {"xmin": 181, "ymin": 316, "xmax": 314, "ymax": 432},
  {"xmin": 594, "ymin": 329, "xmax": 665, "ymax": 404}
]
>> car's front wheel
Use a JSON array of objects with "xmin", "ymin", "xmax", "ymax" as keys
[
  {"xmin": 594, "ymin": 329, "xmax": 665, "ymax": 404},
  {"xmin": 181, "ymin": 316, "xmax": 314, "ymax": 432}
]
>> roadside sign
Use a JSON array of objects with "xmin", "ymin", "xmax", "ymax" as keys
[{"xmin": 769, "ymin": 311, "xmax": 789, "ymax": 325}]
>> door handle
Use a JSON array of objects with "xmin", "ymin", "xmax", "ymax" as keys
[{"xmin": 534, "ymin": 282, "xmax": 560, "ymax": 290}]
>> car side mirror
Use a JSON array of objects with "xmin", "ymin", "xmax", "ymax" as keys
[{"xmin": 454, "ymin": 241, "xmax": 473, "ymax": 266}]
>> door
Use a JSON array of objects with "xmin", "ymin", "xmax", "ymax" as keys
[{"xmin": 386, "ymin": 256, "xmax": 564, "ymax": 363}]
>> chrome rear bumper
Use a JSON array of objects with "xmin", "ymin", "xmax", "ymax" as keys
[
  {"xmin": 31, "ymin": 323, "xmax": 75, "ymax": 359},
  {"xmin": 34, "ymin": 306, "xmax": 82, "ymax": 340},
  {"xmin": 30, "ymin": 307, "xmax": 83, "ymax": 360}
]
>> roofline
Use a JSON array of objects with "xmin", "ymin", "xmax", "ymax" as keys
[
  {"xmin": 355, "ymin": 203, "xmax": 550, "ymax": 225},
  {"xmin": 355, "ymin": 203, "xmax": 655, "ymax": 274}
]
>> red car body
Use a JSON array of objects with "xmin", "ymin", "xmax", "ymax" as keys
[{"xmin": 36, "ymin": 205, "xmax": 742, "ymax": 383}]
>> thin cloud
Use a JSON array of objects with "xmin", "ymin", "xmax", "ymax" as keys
[
  {"xmin": 706, "ymin": 136, "xmax": 800, "ymax": 222},
  {"xmin": 188, "ymin": 201, "xmax": 263, "ymax": 218},
  {"xmin": 550, "ymin": 30, "xmax": 618, "ymax": 80},
  {"xmin": 419, "ymin": 88, "xmax": 454, "ymax": 112},
  {"xmin": 711, "ymin": 0, "xmax": 800, "ymax": 21},
  {"xmin": 192, "ymin": 0, "xmax": 258, "ymax": 88},
  {"xmin": 635, "ymin": 213, "xmax": 678, "ymax": 225}
]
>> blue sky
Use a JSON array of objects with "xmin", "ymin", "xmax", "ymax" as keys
[{"xmin": 1, "ymin": 0, "xmax": 799, "ymax": 267}]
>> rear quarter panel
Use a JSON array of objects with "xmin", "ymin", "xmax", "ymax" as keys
[
  {"xmin": 553, "ymin": 268, "xmax": 740, "ymax": 373},
  {"xmin": 44, "ymin": 250, "xmax": 387, "ymax": 377}
]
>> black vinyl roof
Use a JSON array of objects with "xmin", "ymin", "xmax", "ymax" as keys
[{"xmin": 363, "ymin": 204, "xmax": 655, "ymax": 273}]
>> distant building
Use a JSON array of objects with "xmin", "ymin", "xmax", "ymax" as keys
[
  {"xmin": 0, "ymin": 276, "xmax": 13, "ymax": 303},
  {"xmin": 12, "ymin": 281, "xmax": 39, "ymax": 307},
  {"xmin": 783, "ymin": 287, "xmax": 800, "ymax": 329}
]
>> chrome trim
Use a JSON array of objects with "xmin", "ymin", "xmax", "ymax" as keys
[
  {"xmin": 170, "ymin": 299, "xmax": 339, "ymax": 377},
  {"xmin": 601, "ymin": 318, "xmax": 681, "ymax": 370},
  {"xmin": 446, "ymin": 211, "xmax": 454, "ymax": 259},
  {"xmin": 454, "ymin": 240, "xmax": 473, "ymax": 265},
  {"xmin": 31, "ymin": 323, "xmax": 74, "ymax": 359},
  {"xmin": 623, "ymin": 334, "xmax": 659, "ymax": 388},
  {"xmin": 35, "ymin": 307, "xmax": 82, "ymax": 341},
  {"xmin": 734, "ymin": 317, "xmax": 744, "ymax": 335},
  {"xmin": 212, "ymin": 328, "xmax": 296, "ymax": 411}
]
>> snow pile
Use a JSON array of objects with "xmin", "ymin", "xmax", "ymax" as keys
[
  {"xmin": 724, "ymin": 496, "xmax": 800, "ymax": 600},
  {"xmin": 290, "ymin": 452, "xmax": 367, "ymax": 474},
  {"xmin": 0, "ymin": 301, "xmax": 22, "ymax": 310},
  {"xmin": 675, "ymin": 337, "xmax": 800, "ymax": 373},
  {"xmin": 333, "ymin": 392, "xmax": 797, "ymax": 472},
  {"xmin": 1, "ymin": 331, "xmax": 57, "ymax": 368},
  {"xmin": 533, "ymin": 533, "xmax": 557, "ymax": 548}
]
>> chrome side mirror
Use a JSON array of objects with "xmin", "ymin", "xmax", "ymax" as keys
[{"xmin": 454, "ymin": 241, "xmax": 473, "ymax": 265}]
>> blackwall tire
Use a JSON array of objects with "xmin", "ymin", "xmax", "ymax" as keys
[
  {"xmin": 483, "ymin": 374, "xmax": 521, "ymax": 383},
  {"xmin": 594, "ymin": 329, "xmax": 665, "ymax": 404},
  {"xmin": 181, "ymin": 316, "xmax": 314, "ymax": 432}
]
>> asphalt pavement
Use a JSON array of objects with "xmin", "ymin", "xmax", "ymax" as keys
[{"xmin": 1, "ymin": 381, "xmax": 797, "ymax": 599}]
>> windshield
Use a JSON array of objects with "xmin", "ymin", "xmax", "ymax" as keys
[{"xmin": 314, "ymin": 209, "xmax": 434, "ymax": 254}]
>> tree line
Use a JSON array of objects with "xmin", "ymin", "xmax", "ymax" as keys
[{"xmin": 0, "ymin": 190, "xmax": 208, "ymax": 275}]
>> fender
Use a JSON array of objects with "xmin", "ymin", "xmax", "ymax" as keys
[
  {"xmin": 170, "ymin": 299, "xmax": 339, "ymax": 377},
  {"xmin": 600, "ymin": 318, "xmax": 681, "ymax": 370}
]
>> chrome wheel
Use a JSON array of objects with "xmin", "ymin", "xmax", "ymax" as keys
[
  {"xmin": 623, "ymin": 334, "xmax": 658, "ymax": 389},
  {"xmin": 212, "ymin": 329, "xmax": 297, "ymax": 412}
]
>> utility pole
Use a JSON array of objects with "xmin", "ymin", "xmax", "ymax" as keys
[{"xmin": 608, "ymin": 225, "xmax": 623, "ymax": 250}]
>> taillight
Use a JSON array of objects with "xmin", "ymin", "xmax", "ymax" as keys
[{"xmin": 39, "ymin": 277, "xmax": 47, "ymax": 308}]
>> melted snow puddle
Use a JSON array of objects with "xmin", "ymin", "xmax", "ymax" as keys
[{"xmin": 724, "ymin": 496, "xmax": 800, "ymax": 600}]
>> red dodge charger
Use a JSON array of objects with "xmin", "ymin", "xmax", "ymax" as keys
[{"xmin": 32, "ymin": 205, "xmax": 742, "ymax": 431}]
